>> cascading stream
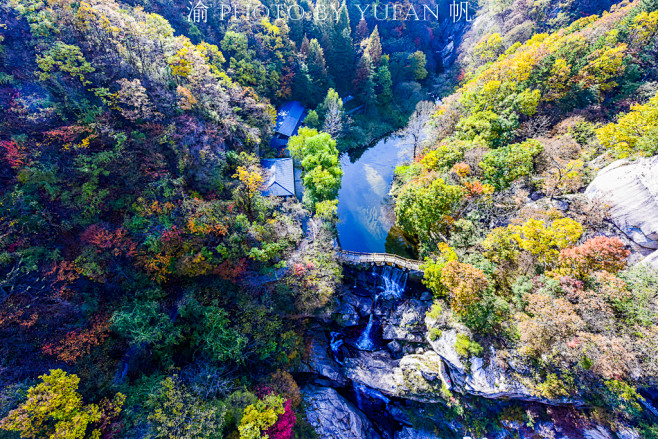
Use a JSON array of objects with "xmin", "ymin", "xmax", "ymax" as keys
[{"xmin": 355, "ymin": 266, "xmax": 408, "ymax": 351}]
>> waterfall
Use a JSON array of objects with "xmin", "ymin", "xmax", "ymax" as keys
[
  {"xmin": 330, "ymin": 331, "xmax": 345, "ymax": 365},
  {"xmin": 356, "ymin": 314, "xmax": 376, "ymax": 350},
  {"xmin": 379, "ymin": 265, "xmax": 408, "ymax": 300},
  {"xmin": 355, "ymin": 266, "xmax": 408, "ymax": 351}
]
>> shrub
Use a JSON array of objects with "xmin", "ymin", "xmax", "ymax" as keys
[
  {"xmin": 441, "ymin": 261, "xmax": 490, "ymax": 318},
  {"xmin": 454, "ymin": 334, "xmax": 483, "ymax": 358},
  {"xmin": 480, "ymin": 139, "xmax": 543, "ymax": 189},
  {"xmin": 552, "ymin": 236, "xmax": 630, "ymax": 279}
]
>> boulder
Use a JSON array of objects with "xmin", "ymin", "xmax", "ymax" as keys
[
  {"xmin": 585, "ymin": 157, "xmax": 658, "ymax": 257},
  {"xmin": 298, "ymin": 332, "xmax": 347, "ymax": 386},
  {"xmin": 382, "ymin": 299, "xmax": 430, "ymax": 342},
  {"xmin": 395, "ymin": 427, "xmax": 439, "ymax": 439},
  {"xmin": 641, "ymin": 249, "xmax": 658, "ymax": 268},
  {"xmin": 615, "ymin": 425, "xmax": 642, "ymax": 439},
  {"xmin": 343, "ymin": 350, "xmax": 450, "ymax": 403},
  {"xmin": 583, "ymin": 426, "xmax": 615, "ymax": 439},
  {"xmin": 336, "ymin": 292, "xmax": 376, "ymax": 326},
  {"xmin": 303, "ymin": 386, "xmax": 381, "ymax": 439},
  {"xmin": 344, "ymin": 351, "xmax": 400, "ymax": 396}
]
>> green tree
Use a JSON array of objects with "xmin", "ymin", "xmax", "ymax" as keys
[
  {"xmin": 306, "ymin": 38, "xmax": 329, "ymax": 104},
  {"xmin": 354, "ymin": 53, "xmax": 376, "ymax": 114},
  {"xmin": 194, "ymin": 305, "xmax": 248, "ymax": 363},
  {"xmin": 395, "ymin": 178, "xmax": 464, "ymax": 245},
  {"xmin": 376, "ymin": 55, "xmax": 393, "ymax": 105},
  {"xmin": 288, "ymin": 127, "xmax": 342, "ymax": 207},
  {"xmin": 330, "ymin": 2, "xmax": 354, "ymax": 91},
  {"xmin": 479, "ymin": 139, "xmax": 543, "ymax": 189},
  {"xmin": 408, "ymin": 51, "xmax": 427, "ymax": 81}
]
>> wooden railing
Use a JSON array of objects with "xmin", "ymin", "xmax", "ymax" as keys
[{"xmin": 336, "ymin": 248, "xmax": 424, "ymax": 272}]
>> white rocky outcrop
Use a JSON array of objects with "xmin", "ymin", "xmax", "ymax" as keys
[{"xmin": 585, "ymin": 157, "xmax": 658, "ymax": 266}]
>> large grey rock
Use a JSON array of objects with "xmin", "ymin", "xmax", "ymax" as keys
[
  {"xmin": 298, "ymin": 332, "xmax": 347, "ymax": 386},
  {"xmin": 584, "ymin": 426, "xmax": 615, "ymax": 439},
  {"xmin": 343, "ymin": 350, "xmax": 450, "ymax": 403},
  {"xmin": 426, "ymin": 329, "xmax": 576, "ymax": 405},
  {"xmin": 616, "ymin": 425, "xmax": 641, "ymax": 439},
  {"xmin": 641, "ymin": 249, "xmax": 658, "ymax": 268},
  {"xmin": 344, "ymin": 351, "xmax": 400, "ymax": 396},
  {"xmin": 586, "ymin": 157, "xmax": 658, "ymax": 259},
  {"xmin": 303, "ymin": 386, "xmax": 381, "ymax": 439},
  {"xmin": 395, "ymin": 427, "xmax": 439, "ymax": 439},
  {"xmin": 382, "ymin": 299, "xmax": 430, "ymax": 342}
]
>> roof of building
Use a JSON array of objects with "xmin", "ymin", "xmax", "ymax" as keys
[
  {"xmin": 275, "ymin": 101, "xmax": 306, "ymax": 138},
  {"xmin": 261, "ymin": 158, "xmax": 295, "ymax": 197}
]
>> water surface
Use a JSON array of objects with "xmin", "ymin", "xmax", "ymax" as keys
[{"xmin": 336, "ymin": 133, "xmax": 416, "ymax": 258}]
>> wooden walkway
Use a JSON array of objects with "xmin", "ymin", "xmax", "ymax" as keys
[{"xmin": 336, "ymin": 249, "xmax": 424, "ymax": 272}]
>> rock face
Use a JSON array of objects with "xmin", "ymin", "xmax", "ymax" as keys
[
  {"xmin": 424, "ymin": 329, "xmax": 581, "ymax": 405},
  {"xmin": 303, "ymin": 386, "xmax": 381, "ymax": 439},
  {"xmin": 381, "ymin": 299, "xmax": 430, "ymax": 343},
  {"xmin": 298, "ymin": 331, "xmax": 347, "ymax": 386},
  {"xmin": 344, "ymin": 351, "xmax": 400, "ymax": 396},
  {"xmin": 344, "ymin": 350, "xmax": 453, "ymax": 403},
  {"xmin": 395, "ymin": 427, "xmax": 439, "ymax": 439},
  {"xmin": 586, "ymin": 157, "xmax": 658, "ymax": 265}
]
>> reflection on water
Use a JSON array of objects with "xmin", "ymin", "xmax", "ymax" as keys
[{"xmin": 336, "ymin": 133, "xmax": 417, "ymax": 257}]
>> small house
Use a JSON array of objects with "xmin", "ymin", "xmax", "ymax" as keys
[
  {"xmin": 270, "ymin": 101, "xmax": 306, "ymax": 152},
  {"xmin": 261, "ymin": 158, "xmax": 295, "ymax": 197}
]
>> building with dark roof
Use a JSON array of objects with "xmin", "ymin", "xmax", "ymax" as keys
[
  {"xmin": 270, "ymin": 101, "xmax": 306, "ymax": 153},
  {"xmin": 261, "ymin": 158, "xmax": 295, "ymax": 197}
]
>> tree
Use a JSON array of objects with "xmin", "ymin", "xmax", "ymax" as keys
[
  {"xmin": 330, "ymin": 2, "xmax": 354, "ymax": 91},
  {"xmin": 511, "ymin": 217, "xmax": 583, "ymax": 267},
  {"xmin": 421, "ymin": 244, "xmax": 458, "ymax": 297},
  {"xmin": 115, "ymin": 78, "xmax": 159, "ymax": 122},
  {"xmin": 36, "ymin": 42, "xmax": 94, "ymax": 84},
  {"xmin": 238, "ymin": 393, "xmax": 285, "ymax": 439},
  {"xmin": 365, "ymin": 26, "xmax": 382, "ymax": 67},
  {"xmin": 320, "ymin": 88, "xmax": 344, "ymax": 138},
  {"xmin": 577, "ymin": 44, "xmax": 627, "ymax": 97},
  {"xmin": 355, "ymin": 19, "xmax": 368, "ymax": 42},
  {"xmin": 376, "ymin": 55, "xmax": 393, "ymax": 105},
  {"xmin": 401, "ymin": 100, "xmax": 434, "ymax": 158},
  {"xmin": 473, "ymin": 33, "xmax": 503, "ymax": 63},
  {"xmin": 395, "ymin": 177, "xmax": 464, "ymax": 245},
  {"xmin": 519, "ymin": 293, "xmax": 585, "ymax": 358},
  {"xmin": 192, "ymin": 305, "xmax": 248, "ymax": 363},
  {"xmin": 441, "ymin": 261, "xmax": 490, "ymax": 319},
  {"xmin": 597, "ymin": 90, "xmax": 658, "ymax": 157},
  {"xmin": 552, "ymin": 236, "xmax": 630, "ymax": 279},
  {"xmin": 354, "ymin": 53, "xmax": 376, "ymax": 114},
  {"xmin": 233, "ymin": 164, "xmax": 264, "ymax": 221},
  {"xmin": 479, "ymin": 139, "xmax": 543, "ymax": 189},
  {"xmin": 288, "ymin": 127, "xmax": 342, "ymax": 207},
  {"xmin": 0, "ymin": 370, "xmax": 118, "ymax": 439},
  {"xmin": 408, "ymin": 51, "xmax": 427, "ymax": 81},
  {"xmin": 304, "ymin": 110, "xmax": 320, "ymax": 129},
  {"xmin": 306, "ymin": 38, "xmax": 329, "ymax": 104},
  {"xmin": 147, "ymin": 376, "xmax": 224, "ymax": 439}
]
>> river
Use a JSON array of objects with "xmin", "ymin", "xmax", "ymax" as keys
[{"xmin": 336, "ymin": 133, "xmax": 417, "ymax": 259}]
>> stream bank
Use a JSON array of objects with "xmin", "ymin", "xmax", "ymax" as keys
[{"xmin": 295, "ymin": 266, "xmax": 646, "ymax": 439}]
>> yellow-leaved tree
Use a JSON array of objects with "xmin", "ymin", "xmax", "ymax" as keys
[{"xmin": 0, "ymin": 369, "xmax": 124, "ymax": 439}]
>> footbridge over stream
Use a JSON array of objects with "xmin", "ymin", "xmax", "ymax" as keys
[{"xmin": 335, "ymin": 248, "xmax": 425, "ymax": 272}]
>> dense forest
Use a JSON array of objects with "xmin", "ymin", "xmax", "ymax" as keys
[{"xmin": 0, "ymin": 0, "xmax": 658, "ymax": 437}]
